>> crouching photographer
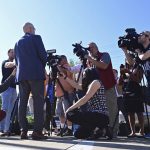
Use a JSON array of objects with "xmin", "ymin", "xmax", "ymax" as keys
[
  {"xmin": 85, "ymin": 42, "xmax": 118, "ymax": 138},
  {"xmin": 64, "ymin": 68, "xmax": 112, "ymax": 140}
]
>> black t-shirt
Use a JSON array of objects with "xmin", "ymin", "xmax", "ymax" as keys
[{"xmin": 1, "ymin": 60, "xmax": 16, "ymax": 88}]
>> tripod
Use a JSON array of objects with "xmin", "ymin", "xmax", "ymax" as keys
[
  {"xmin": 43, "ymin": 73, "xmax": 57, "ymax": 136},
  {"xmin": 9, "ymin": 95, "xmax": 21, "ymax": 136}
]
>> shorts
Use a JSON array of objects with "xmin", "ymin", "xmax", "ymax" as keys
[{"xmin": 55, "ymin": 92, "xmax": 75, "ymax": 117}]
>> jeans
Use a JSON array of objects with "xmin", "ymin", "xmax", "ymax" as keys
[{"xmin": 0, "ymin": 87, "xmax": 17, "ymax": 132}]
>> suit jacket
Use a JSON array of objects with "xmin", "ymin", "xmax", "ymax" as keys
[{"xmin": 14, "ymin": 33, "xmax": 47, "ymax": 82}]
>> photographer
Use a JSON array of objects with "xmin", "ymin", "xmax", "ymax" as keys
[
  {"xmin": 121, "ymin": 31, "xmax": 150, "ymax": 137},
  {"xmin": 85, "ymin": 42, "xmax": 118, "ymax": 138},
  {"xmin": 65, "ymin": 67, "xmax": 111, "ymax": 140},
  {"xmin": 55, "ymin": 55, "xmax": 76, "ymax": 136},
  {"xmin": 121, "ymin": 31, "xmax": 150, "ymax": 87},
  {"xmin": 119, "ymin": 61, "xmax": 144, "ymax": 137},
  {"xmin": 138, "ymin": 31, "xmax": 150, "ymax": 88},
  {"xmin": 113, "ymin": 68, "xmax": 130, "ymax": 133}
]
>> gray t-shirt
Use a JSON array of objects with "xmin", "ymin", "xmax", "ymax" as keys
[{"xmin": 100, "ymin": 52, "xmax": 111, "ymax": 64}]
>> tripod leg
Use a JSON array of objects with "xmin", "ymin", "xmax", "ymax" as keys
[
  {"xmin": 9, "ymin": 98, "xmax": 19, "ymax": 135},
  {"xmin": 50, "ymin": 120, "xmax": 52, "ymax": 136}
]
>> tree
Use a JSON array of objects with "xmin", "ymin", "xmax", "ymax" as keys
[{"xmin": 69, "ymin": 59, "xmax": 75, "ymax": 66}]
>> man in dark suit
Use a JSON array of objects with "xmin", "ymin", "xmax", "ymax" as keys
[{"xmin": 14, "ymin": 22, "xmax": 47, "ymax": 140}]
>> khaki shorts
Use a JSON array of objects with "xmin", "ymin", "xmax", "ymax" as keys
[{"xmin": 55, "ymin": 92, "xmax": 75, "ymax": 117}]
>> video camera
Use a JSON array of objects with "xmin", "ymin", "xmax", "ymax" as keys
[
  {"xmin": 118, "ymin": 28, "xmax": 143, "ymax": 52},
  {"xmin": 72, "ymin": 42, "xmax": 90, "ymax": 60},
  {"xmin": 47, "ymin": 49, "xmax": 61, "ymax": 80},
  {"xmin": 47, "ymin": 49, "xmax": 61, "ymax": 67}
]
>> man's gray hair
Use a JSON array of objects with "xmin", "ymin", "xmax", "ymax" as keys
[
  {"xmin": 23, "ymin": 22, "xmax": 34, "ymax": 33},
  {"xmin": 89, "ymin": 42, "xmax": 99, "ymax": 50}
]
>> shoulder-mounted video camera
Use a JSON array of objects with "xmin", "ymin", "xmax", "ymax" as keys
[
  {"xmin": 118, "ymin": 28, "xmax": 143, "ymax": 52},
  {"xmin": 47, "ymin": 49, "xmax": 61, "ymax": 67},
  {"xmin": 72, "ymin": 42, "xmax": 90, "ymax": 60},
  {"xmin": 47, "ymin": 49, "xmax": 62, "ymax": 80}
]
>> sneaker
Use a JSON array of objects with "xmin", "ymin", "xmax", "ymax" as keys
[
  {"xmin": 57, "ymin": 127, "xmax": 67, "ymax": 136},
  {"xmin": 0, "ymin": 131, "xmax": 11, "ymax": 137},
  {"xmin": 87, "ymin": 129, "xmax": 103, "ymax": 140},
  {"xmin": 31, "ymin": 131, "xmax": 48, "ymax": 140},
  {"xmin": 20, "ymin": 131, "xmax": 28, "ymax": 139},
  {"xmin": 56, "ymin": 130, "xmax": 62, "ymax": 136},
  {"xmin": 63, "ymin": 128, "xmax": 73, "ymax": 136},
  {"xmin": 54, "ymin": 128, "xmax": 59, "ymax": 135}
]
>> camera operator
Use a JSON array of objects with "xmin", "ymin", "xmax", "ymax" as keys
[
  {"xmin": 138, "ymin": 31, "xmax": 150, "ymax": 87},
  {"xmin": 55, "ymin": 55, "xmax": 76, "ymax": 136},
  {"xmin": 85, "ymin": 42, "xmax": 118, "ymax": 138},
  {"xmin": 122, "ymin": 31, "xmax": 150, "ymax": 86},
  {"xmin": 59, "ymin": 63, "xmax": 85, "ymax": 98},
  {"xmin": 118, "ymin": 60, "xmax": 144, "ymax": 137},
  {"xmin": 121, "ymin": 31, "xmax": 150, "ymax": 137}
]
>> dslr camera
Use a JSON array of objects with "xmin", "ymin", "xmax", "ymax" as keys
[
  {"xmin": 118, "ymin": 28, "xmax": 142, "ymax": 52},
  {"xmin": 72, "ymin": 42, "xmax": 90, "ymax": 60}
]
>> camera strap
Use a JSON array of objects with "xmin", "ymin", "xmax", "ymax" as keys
[{"xmin": 76, "ymin": 65, "xmax": 83, "ymax": 83}]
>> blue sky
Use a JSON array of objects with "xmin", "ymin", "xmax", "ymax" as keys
[{"xmin": 0, "ymin": 0, "xmax": 150, "ymax": 79}]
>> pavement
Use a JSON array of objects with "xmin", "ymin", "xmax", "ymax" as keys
[{"xmin": 0, "ymin": 133, "xmax": 150, "ymax": 150}]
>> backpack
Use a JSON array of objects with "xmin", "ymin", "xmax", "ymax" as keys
[{"xmin": 118, "ymin": 122, "xmax": 129, "ymax": 136}]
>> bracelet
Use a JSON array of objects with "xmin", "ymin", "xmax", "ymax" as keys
[{"xmin": 64, "ymin": 76, "xmax": 67, "ymax": 79}]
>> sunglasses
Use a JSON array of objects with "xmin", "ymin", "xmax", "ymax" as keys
[{"xmin": 139, "ymin": 32, "xmax": 149, "ymax": 37}]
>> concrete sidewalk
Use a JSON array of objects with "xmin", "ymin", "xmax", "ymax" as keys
[{"xmin": 0, "ymin": 134, "xmax": 150, "ymax": 150}]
